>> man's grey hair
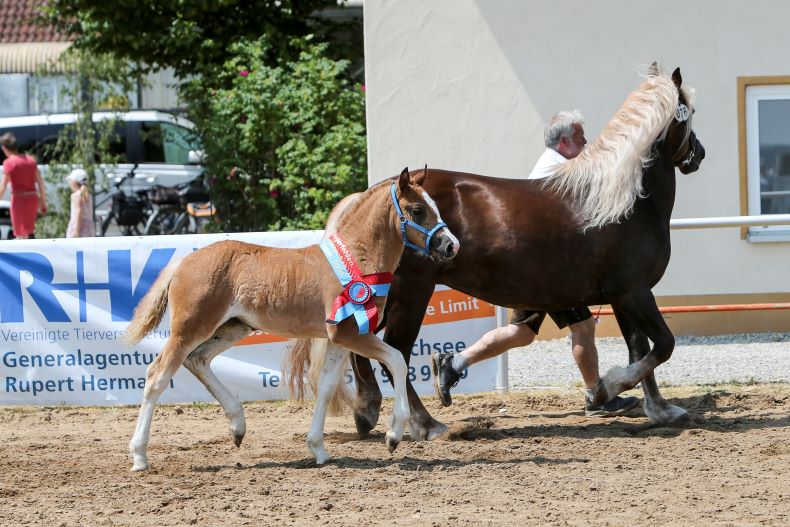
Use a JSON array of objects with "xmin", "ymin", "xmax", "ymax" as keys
[{"xmin": 544, "ymin": 110, "xmax": 585, "ymax": 148}]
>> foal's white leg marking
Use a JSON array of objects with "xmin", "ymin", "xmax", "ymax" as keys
[
  {"xmin": 130, "ymin": 398, "xmax": 157, "ymax": 472},
  {"xmin": 183, "ymin": 320, "xmax": 252, "ymax": 447},
  {"xmin": 335, "ymin": 334, "xmax": 410, "ymax": 454},
  {"xmin": 306, "ymin": 341, "xmax": 348, "ymax": 465},
  {"xmin": 384, "ymin": 346, "xmax": 411, "ymax": 453},
  {"xmin": 129, "ymin": 354, "xmax": 180, "ymax": 472}
]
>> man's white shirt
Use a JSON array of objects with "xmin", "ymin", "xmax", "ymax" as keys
[{"xmin": 527, "ymin": 147, "xmax": 569, "ymax": 180}]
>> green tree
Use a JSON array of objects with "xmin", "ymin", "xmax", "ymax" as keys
[
  {"xmin": 37, "ymin": 0, "xmax": 360, "ymax": 79},
  {"xmin": 36, "ymin": 48, "xmax": 137, "ymax": 238},
  {"xmin": 182, "ymin": 36, "xmax": 367, "ymax": 231},
  {"xmin": 38, "ymin": 1, "xmax": 366, "ymax": 233}
]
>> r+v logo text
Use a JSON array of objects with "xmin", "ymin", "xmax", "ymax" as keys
[{"xmin": 0, "ymin": 249, "xmax": 175, "ymax": 323}]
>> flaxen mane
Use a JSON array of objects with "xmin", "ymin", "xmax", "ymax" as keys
[{"xmin": 544, "ymin": 71, "xmax": 693, "ymax": 230}]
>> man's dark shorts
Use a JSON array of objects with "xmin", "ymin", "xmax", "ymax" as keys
[{"xmin": 510, "ymin": 307, "xmax": 592, "ymax": 334}]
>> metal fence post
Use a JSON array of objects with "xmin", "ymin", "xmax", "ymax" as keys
[{"xmin": 494, "ymin": 305, "xmax": 509, "ymax": 394}]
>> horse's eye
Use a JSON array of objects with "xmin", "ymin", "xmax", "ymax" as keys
[{"xmin": 408, "ymin": 205, "xmax": 426, "ymax": 223}]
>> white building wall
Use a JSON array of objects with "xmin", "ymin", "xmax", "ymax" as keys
[
  {"xmin": 141, "ymin": 67, "xmax": 182, "ymax": 110},
  {"xmin": 364, "ymin": 0, "xmax": 790, "ymax": 297}
]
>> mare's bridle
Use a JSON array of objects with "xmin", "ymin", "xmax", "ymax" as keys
[
  {"xmin": 672, "ymin": 102, "xmax": 698, "ymax": 168},
  {"xmin": 390, "ymin": 183, "xmax": 447, "ymax": 255}
]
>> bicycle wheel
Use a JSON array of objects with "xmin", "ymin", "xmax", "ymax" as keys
[
  {"xmin": 99, "ymin": 211, "xmax": 114, "ymax": 237},
  {"xmin": 144, "ymin": 208, "xmax": 179, "ymax": 235},
  {"xmin": 171, "ymin": 213, "xmax": 192, "ymax": 235}
]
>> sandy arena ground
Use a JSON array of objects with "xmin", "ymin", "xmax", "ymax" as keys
[{"xmin": 1, "ymin": 384, "xmax": 789, "ymax": 526}]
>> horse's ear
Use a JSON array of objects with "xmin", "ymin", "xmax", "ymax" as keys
[
  {"xmin": 647, "ymin": 61, "xmax": 659, "ymax": 77},
  {"xmin": 412, "ymin": 164, "xmax": 427, "ymax": 186},
  {"xmin": 671, "ymin": 67, "xmax": 683, "ymax": 88},
  {"xmin": 398, "ymin": 167, "xmax": 410, "ymax": 192}
]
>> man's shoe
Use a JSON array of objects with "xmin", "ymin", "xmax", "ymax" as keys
[
  {"xmin": 585, "ymin": 395, "xmax": 641, "ymax": 417},
  {"xmin": 432, "ymin": 351, "xmax": 461, "ymax": 407}
]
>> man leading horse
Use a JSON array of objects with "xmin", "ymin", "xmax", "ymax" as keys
[{"xmin": 432, "ymin": 110, "xmax": 640, "ymax": 417}]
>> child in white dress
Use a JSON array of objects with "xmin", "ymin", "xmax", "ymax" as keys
[{"xmin": 65, "ymin": 169, "xmax": 95, "ymax": 238}]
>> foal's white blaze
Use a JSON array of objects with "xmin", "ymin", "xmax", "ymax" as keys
[{"xmin": 421, "ymin": 190, "xmax": 460, "ymax": 257}]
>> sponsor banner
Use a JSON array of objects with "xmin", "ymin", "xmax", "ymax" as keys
[{"xmin": 0, "ymin": 234, "xmax": 497, "ymax": 405}]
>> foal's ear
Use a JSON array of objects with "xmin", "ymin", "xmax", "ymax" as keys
[
  {"xmin": 398, "ymin": 167, "xmax": 410, "ymax": 193},
  {"xmin": 647, "ymin": 61, "xmax": 659, "ymax": 77},
  {"xmin": 671, "ymin": 67, "xmax": 682, "ymax": 88},
  {"xmin": 412, "ymin": 164, "xmax": 427, "ymax": 186}
]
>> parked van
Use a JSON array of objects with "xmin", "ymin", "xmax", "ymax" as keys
[{"xmin": 0, "ymin": 111, "xmax": 204, "ymax": 237}]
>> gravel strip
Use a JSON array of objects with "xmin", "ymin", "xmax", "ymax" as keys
[{"xmin": 508, "ymin": 332, "xmax": 790, "ymax": 390}]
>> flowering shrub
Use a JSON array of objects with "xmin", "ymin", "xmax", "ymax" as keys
[{"xmin": 182, "ymin": 36, "xmax": 367, "ymax": 231}]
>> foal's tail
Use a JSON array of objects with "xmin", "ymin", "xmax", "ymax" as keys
[
  {"xmin": 285, "ymin": 338, "xmax": 354, "ymax": 416},
  {"xmin": 123, "ymin": 259, "xmax": 182, "ymax": 345}
]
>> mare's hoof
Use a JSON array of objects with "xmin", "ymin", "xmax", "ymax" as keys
[
  {"xmin": 591, "ymin": 378, "xmax": 610, "ymax": 406},
  {"xmin": 646, "ymin": 403, "xmax": 689, "ymax": 426},
  {"xmin": 426, "ymin": 420, "xmax": 448, "ymax": 441},
  {"xmin": 354, "ymin": 412, "xmax": 376, "ymax": 439},
  {"xmin": 232, "ymin": 433, "xmax": 244, "ymax": 448},
  {"xmin": 409, "ymin": 418, "xmax": 448, "ymax": 441},
  {"xmin": 669, "ymin": 408, "xmax": 690, "ymax": 425}
]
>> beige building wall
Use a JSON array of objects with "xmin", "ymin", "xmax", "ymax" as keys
[{"xmin": 363, "ymin": 0, "xmax": 790, "ymax": 334}]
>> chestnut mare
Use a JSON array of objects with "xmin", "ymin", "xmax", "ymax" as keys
[
  {"xmin": 124, "ymin": 168, "xmax": 459, "ymax": 470},
  {"xmin": 296, "ymin": 65, "xmax": 706, "ymax": 442}
]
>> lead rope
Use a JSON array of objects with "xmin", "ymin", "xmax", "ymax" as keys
[{"xmin": 594, "ymin": 304, "xmax": 603, "ymax": 324}]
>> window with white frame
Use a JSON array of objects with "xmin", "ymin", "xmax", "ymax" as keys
[{"xmin": 744, "ymin": 82, "xmax": 790, "ymax": 241}]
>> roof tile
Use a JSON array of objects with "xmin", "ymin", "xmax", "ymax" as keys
[{"xmin": 0, "ymin": 0, "xmax": 71, "ymax": 43}]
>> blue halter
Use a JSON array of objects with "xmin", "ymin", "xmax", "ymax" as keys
[{"xmin": 390, "ymin": 183, "xmax": 447, "ymax": 255}]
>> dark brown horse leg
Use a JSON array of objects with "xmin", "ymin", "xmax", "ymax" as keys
[
  {"xmin": 612, "ymin": 307, "xmax": 689, "ymax": 425},
  {"xmin": 380, "ymin": 260, "xmax": 447, "ymax": 441},
  {"xmin": 595, "ymin": 288, "xmax": 675, "ymax": 405},
  {"xmin": 350, "ymin": 353, "xmax": 382, "ymax": 438}
]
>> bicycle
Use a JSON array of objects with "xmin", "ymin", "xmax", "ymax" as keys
[
  {"xmin": 97, "ymin": 174, "xmax": 151, "ymax": 236},
  {"xmin": 143, "ymin": 178, "xmax": 214, "ymax": 235},
  {"xmin": 142, "ymin": 184, "xmax": 183, "ymax": 235}
]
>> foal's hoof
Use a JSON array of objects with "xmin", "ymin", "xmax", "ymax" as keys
[
  {"xmin": 130, "ymin": 461, "xmax": 149, "ymax": 472},
  {"xmin": 232, "ymin": 433, "xmax": 244, "ymax": 448},
  {"xmin": 385, "ymin": 432, "xmax": 400, "ymax": 454},
  {"xmin": 314, "ymin": 452, "xmax": 332, "ymax": 465}
]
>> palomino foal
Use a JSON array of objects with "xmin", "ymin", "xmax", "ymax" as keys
[{"xmin": 125, "ymin": 168, "xmax": 459, "ymax": 470}]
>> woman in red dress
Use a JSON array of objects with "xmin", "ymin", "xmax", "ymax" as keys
[{"xmin": 0, "ymin": 132, "xmax": 47, "ymax": 239}]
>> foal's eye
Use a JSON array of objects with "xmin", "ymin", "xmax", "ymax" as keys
[{"xmin": 408, "ymin": 205, "xmax": 426, "ymax": 223}]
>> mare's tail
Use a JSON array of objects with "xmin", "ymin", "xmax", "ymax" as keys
[
  {"xmin": 123, "ymin": 259, "xmax": 182, "ymax": 345},
  {"xmin": 285, "ymin": 338, "xmax": 354, "ymax": 416}
]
